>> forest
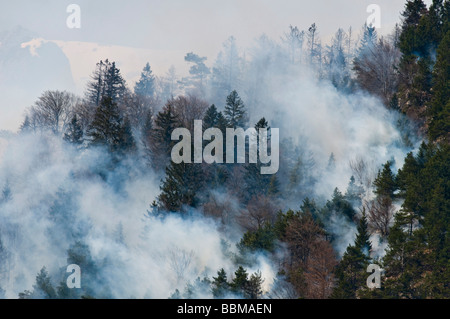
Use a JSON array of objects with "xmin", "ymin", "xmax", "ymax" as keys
[{"xmin": 0, "ymin": 0, "xmax": 448, "ymax": 299}]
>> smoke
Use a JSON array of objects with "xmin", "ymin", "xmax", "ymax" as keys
[
  {"xmin": 0, "ymin": 24, "xmax": 421, "ymax": 299},
  {"xmin": 0, "ymin": 132, "xmax": 275, "ymax": 298}
]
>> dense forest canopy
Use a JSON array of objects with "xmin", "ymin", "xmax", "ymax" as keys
[{"xmin": 0, "ymin": 0, "xmax": 448, "ymax": 299}]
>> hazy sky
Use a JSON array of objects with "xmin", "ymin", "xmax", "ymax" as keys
[
  {"xmin": 0, "ymin": 0, "xmax": 433, "ymax": 130},
  {"xmin": 1, "ymin": 1, "xmax": 432, "ymax": 49},
  {"xmin": 0, "ymin": 0, "xmax": 433, "ymax": 79}
]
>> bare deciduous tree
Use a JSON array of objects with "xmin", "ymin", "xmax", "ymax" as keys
[
  {"xmin": 349, "ymin": 157, "xmax": 377, "ymax": 193},
  {"xmin": 28, "ymin": 90, "xmax": 78, "ymax": 134},
  {"xmin": 353, "ymin": 37, "xmax": 401, "ymax": 106},
  {"xmin": 168, "ymin": 247, "xmax": 195, "ymax": 284},
  {"xmin": 365, "ymin": 196, "xmax": 395, "ymax": 237},
  {"xmin": 171, "ymin": 95, "xmax": 209, "ymax": 132},
  {"xmin": 304, "ymin": 240, "xmax": 337, "ymax": 299},
  {"xmin": 238, "ymin": 195, "xmax": 278, "ymax": 232}
]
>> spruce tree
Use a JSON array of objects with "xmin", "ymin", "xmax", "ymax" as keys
[
  {"xmin": 243, "ymin": 118, "xmax": 279, "ymax": 200},
  {"xmin": 158, "ymin": 162, "xmax": 203, "ymax": 212},
  {"xmin": 150, "ymin": 103, "xmax": 180, "ymax": 170},
  {"xmin": 212, "ymin": 268, "xmax": 229, "ymax": 298},
  {"xmin": 64, "ymin": 115, "xmax": 84, "ymax": 145},
  {"xmin": 354, "ymin": 209, "xmax": 372, "ymax": 255},
  {"xmin": 224, "ymin": 90, "xmax": 247, "ymax": 128},
  {"xmin": 203, "ymin": 104, "xmax": 220, "ymax": 129},
  {"xmin": 331, "ymin": 211, "xmax": 372, "ymax": 299},
  {"xmin": 134, "ymin": 62, "xmax": 155, "ymax": 98},
  {"xmin": 373, "ymin": 161, "xmax": 397, "ymax": 199},
  {"xmin": 428, "ymin": 30, "xmax": 450, "ymax": 142},
  {"xmin": 87, "ymin": 97, "xmax": 135, "ymax": 156},
  {"xmin": 230, "ymin": 266, "xmax": 249, "ymax": 297},
  {"xmin": 86, "ymin": 59, "xmax": 128, "ymax": 107},
  {"xmin": 247, "ymin": 271, "xmax": 264, "ymax": 299}
]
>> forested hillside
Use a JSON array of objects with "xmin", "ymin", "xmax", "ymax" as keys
[{"xmin": 0, "ymin": 0, "xmax": 448, "ymax": 299}]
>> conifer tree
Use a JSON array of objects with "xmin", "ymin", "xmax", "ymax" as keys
[
  {"xmin": 373, "ymin": 161, "xmax": 397, "ymax": 199},
  {"xmin": 203, "ymin": 104, "xmax": 220, "ymax": 129},
  {"xmin": 158, "ymin": 162, "xmax": 203, "ymax": 212},
  {"xmin": 134, "ymin": 62, "xmax": 155, "ymax": 98},
  {"xmin": 150, "ymin": 103, "xmax": 180, "ymax": 170},
  {"xmin": 64, "ymin": 115, "xmax": 84, "ymax": 145},
  {"xmin": 87, "ymin": 97, "xmax": 135, "ymax": 156},
  {"xmin": 224, "ymin": 90, "xmax": 247, "ymax": 128},
  {"xmin": 86, "ymin": 59, "xmax": 128, "ymax": 107},
  {"xmin": 212, "ymin": 268, "xmax": 229, "ymax": 298},
  {"xmin": 428, "ymin": 30, "xmax": 450, "ymax": 142},
  {"xmin": 243, "ymin": 118, "xmax": 279, "ymax": 200},
  {"xmin": 331, "ymin": 211, "xmax": 372, "ymax": 299},
  {"xmin": 230, "ymin": 266, "xmax": 249, "ymax": 297}
]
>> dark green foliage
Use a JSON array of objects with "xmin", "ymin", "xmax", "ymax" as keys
[
  {"xmin": 331, "ymin": 211, "xmax": 372, "ymax": 299},
  {"xmin": 322, "ymin": 188, "xmax": 356, "ymax": 221},
  {"xmin": 224, "ymin": 90, "xmax": 247, "ymax": 128},
  {"xmin": 203, "ymin": 104, "xmax": 220, "ymax": 129},
  {"xmin": 243, "ymin": 118, "xmax": 279, "ymax": 200},
  {"xmin": 429, "ymin": 30, "xmax": 450, "ymax": 142},
  {"xmin": 354, "ymin": 210, "xmax": 372, "ymax": 255},
  {"xmin": 87, "ymin": 97, "xmax": 135, "ymax": 155},
  {"xmin": 86, "ymin": 59, "xmax": 127, "ymax": 107},
  {"xmin": 237, "ymin": 223, "xmax": 277, "ymax": 253},
  {"xmin": 64, "ymin": 115, "xmax": 84, "ymax": 145},
  {"xmin": 150, "ymin": 103, "xmax": 180, "ymax": 169},
  {"xmin": 230, "ymin": 266, "xmax": 249, "ymax": 297},
  {"xmin": 158, "ymin": 162, "xmax": 204, "ymax": 212},
  {"xmin": 212, "ymin": 268, "xmax": 229, "ymax": 298},
  {"xmin": 373, "ymin": 161, "xmax": 397, "ymax": 199},
  {"xmin": 375, "ymin": 143, "xmax": 450, "ymax": 298}
]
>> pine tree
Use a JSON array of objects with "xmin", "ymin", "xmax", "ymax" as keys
[
  {"xmin": 331, "ymin": 211, "xmax": 372, "ymax": 299},
  {"xmin": 428, "ymin": 30, "xmax": 450, "ymax": 142},
  {"xmin": 119, "ymin": 116, "xmax": 136, "ymax": 154},
  {"xmin": 158, "ymin": 162, "xmax": 203, "ymax": 212},
  {"xmin": 64, "ymin": 115, "xmax": 84, "ymax": 145},
  {"xmin": 247, "ymin": 271, "xmax": 264, "ymax": 299},
  {"xmin": 183, "ymin": 52, "xmax": 210, "ymax": 94},
  {"xmin": 354, "ymin": 209, "xmax": 372, "ymax": 255},
  {"xmin": 224, "ymin": 90, "xmax": 247, "ymax": 128},
  {"xmin": 203, "ymin": 104, "xmax": 220, "ymax": 129},
  {"xmin": 243, "ymin": 118, "xmax": 278, "ymax": 200},
  {"xmin": 358, "ymin": 24, "xmax": 378, "ymax": 56},
  {"xmin": 134, "ymin": 62, "xmax": 155, "ymax": 98},
  {"xmin": 150, "ymin": 103, "xmax": 180, "ymax": 170},
  {"xmin": 87, "ymin": 96, "xmax": 122, "ymax": 149},
  {"xmin": 380, "ymin": 144, "xmax": 450, "ymax": 298},
  {"xmin": 230, "ymin": 266, "xmax": 249, "ymax": 297},
  {"xmin": 212, "ymin": 268, "xmax": 229, "ymax": 298},
  {"xmin": 1, "ymin": 181, "xmax": 12, "ymax": 203},
  {"xmin": 87, "ymin": 97, "xmax": 134, "ymax": 155},
  {"xmin": 30, "ymin": 267, "xmax": 57, "ymax": 299},
  {"xmin": 373, "ymin": 161, "xmax": 397, "ymax": 199},
  {"xmin": 345, "ymin": 176, "xmax": 364, "ymax": 207},
  {"xmin": 323, "ymin": 188, "xmax": 356, "ymax": 221},
  {"xmin": 86, "ymin": 59, "xmax": 128, "ymax": 107},
  {"xmin": 104, "ymin": 61, "xmax": 128, "ymax": 105}
]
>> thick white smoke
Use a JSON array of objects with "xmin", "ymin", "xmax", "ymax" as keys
[{"xmin": 0, "ymin": 132, "xmax": 275, "ymax": 298}]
